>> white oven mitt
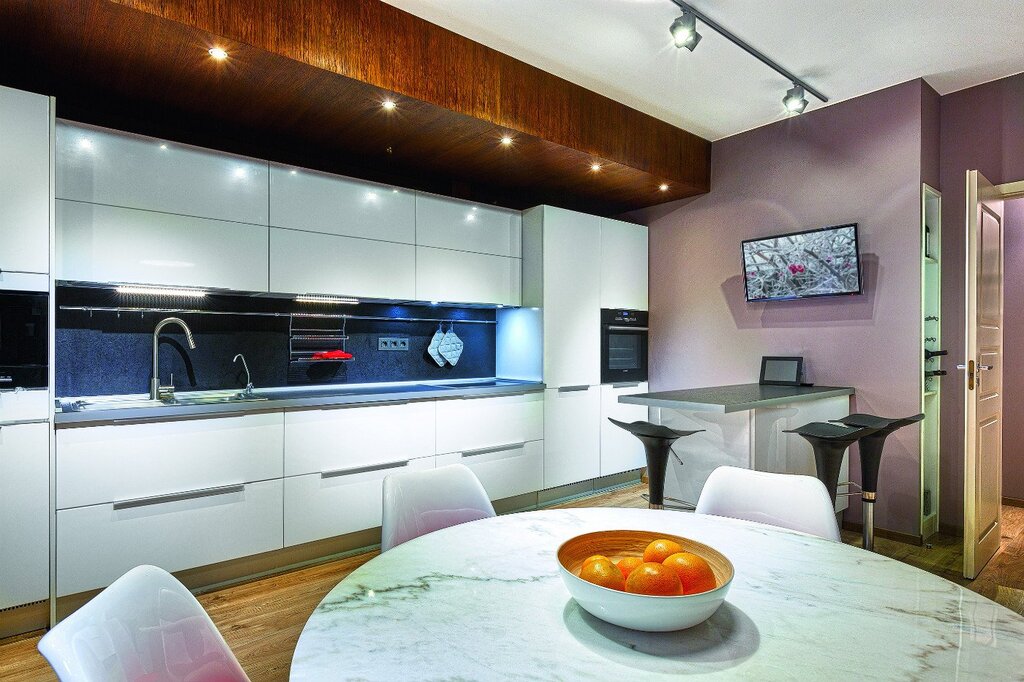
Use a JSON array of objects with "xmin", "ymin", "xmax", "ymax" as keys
[
  {"xmin": 428, "ymin": 326, "xmax": 447, "ymax": 366},
  {"xmin": 438, "ymin": 326, "xmax": 464, "ymax": 366}
]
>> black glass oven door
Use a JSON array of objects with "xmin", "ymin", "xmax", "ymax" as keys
[
  {"xmin": 602, "ymin": 329, "xmax": 647, "ymax": 384},
  {"xmin": 0, "ymin": 291, "xmax": 48, "ymax": 389}
]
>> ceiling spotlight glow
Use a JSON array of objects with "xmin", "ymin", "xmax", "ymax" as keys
[
  {"xmin": 590, "ymin": 162, "xmax": 602, "ymax": 172},
  {"xmin": 295, "ymin": 294, "xmax": 359, "ymax": 305},
  {"xmin": 670, "ymin": 12, "xmax": 701, "ymax": 51},
  {"xmin": 208, "ymin": 47, "xmax": 228, "ymax": 60},
  {"xmin": 116, "ymin": 285, "xmax": 207, "ymax": 298},
  {"xmin": 659, "ymin": 183, "xmax": 669, "ymax": 192},
  {"xmin": 381, "ymin": 98, "xmax": 397, "ymax": 111},
  {"xmin": 783, "ymin": 84, "xmax": 809, "ymax": 114},
  {"xmin": 500, "ymin": 135, "xmax": 514, "ymax": 147}
]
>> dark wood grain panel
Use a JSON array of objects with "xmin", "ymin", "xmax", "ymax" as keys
[{"xmin": 0, "ymin": 0, "xmax": 710, "ymax": 215}]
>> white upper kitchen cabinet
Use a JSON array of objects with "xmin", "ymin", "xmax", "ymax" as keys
[
  {"xmin": 270, "ymin": 228, "xmax": 416, "ymax": 299},
  {"xmin": 0, "ymin": 422, "xmax": 49, "ymax": 609},
  {"xmin": 415, "ymin": 193, "xmax": 521, "ymax": 257},
  {"xmin": 600, "ymin": 218, "xmax": 648, "ymax": 310},
  {"xmin": 415, "ymin": 246, "xmax": 521, "ymax": 306},
  {"xmin": 57, "ymin": 200, "xmax": 270, "ymax": 291},
  {"xmin": 0, "ymin": 85, "xmax": 50, "ymax": 275},
  {"xmin": 523, "ymin": 206, "xmax": 601, "ymax": 387},
  {"xmin": 56, "ymin": 121, "xmax": 268, "ymax": 225},
  {"xmin": 270, "ymin": 165, "xmax": 415, "ymax": 244}
]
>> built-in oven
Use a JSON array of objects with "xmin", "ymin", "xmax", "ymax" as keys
[
  {"xmin": 600, "ymin": 309, "xmax": 648, "ymax": 384},
  {"xmin": 0, "ymin": 290, "xmax": 48, "ymax": 389}
]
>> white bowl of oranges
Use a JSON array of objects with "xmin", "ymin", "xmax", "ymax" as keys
[{"xmin": 557, "ymin": 530, "xmax": 734, "ymax": 632}]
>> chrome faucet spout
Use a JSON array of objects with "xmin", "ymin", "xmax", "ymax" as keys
[
  {"xmin": 233, "ymin": 353, "xmax": 255, "ymax": 396},
  {"xmin": 151, "ymin": 317, "xmax": 197, "ymax": 400}
]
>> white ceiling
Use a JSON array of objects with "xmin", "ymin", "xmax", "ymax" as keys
[{"xmin": 382, "ymin": 0, "xmax": 1024, "ymax": 141}]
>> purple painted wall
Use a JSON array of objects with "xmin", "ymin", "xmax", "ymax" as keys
[
  {"xmin": 939, "ymin": 73, "xmax": 1024, "ymax": 529},
  {"xmin": 637, "ymin": 80, "xmax": 928, "ymax": 536},
  {"xmin": 1004, "ymin": 199, "xmax": 1024, "ymax": 501}
]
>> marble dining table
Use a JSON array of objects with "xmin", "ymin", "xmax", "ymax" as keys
[{"xmin": 290, "ymin": 508, "xmax": 1024, "ymax": 680}]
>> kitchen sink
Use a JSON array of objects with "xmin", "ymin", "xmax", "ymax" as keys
[{"xmin": 165, "ymin": 393, "xmax": 269, "ymax": 406}]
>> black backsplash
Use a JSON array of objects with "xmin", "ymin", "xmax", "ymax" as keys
[{"xmin": 56, "ymin": 287, "xmax": 497, "ymax": 397}]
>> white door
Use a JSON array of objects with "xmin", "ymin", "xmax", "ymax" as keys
[
  {"xmin": 963, "ymin": 169, "xmax": 1004, "ymax": 579},
  {"xmin": 0, "ymin": 86, "xmax": 50, "ymax": 275},
  {"xmin": 0, "ymin": 422, "xmax": 50, "ymax": 609},
  {"xmin": 600, "ymin": 382, "xmax": 649, "ymax": 476},
  {"xmin": 600, "ymin": 218, "xmax": 648, "ymax": 310},
  {"xmin": 543, "ymin": 386, "xmax": 600, "ymax": 488}
]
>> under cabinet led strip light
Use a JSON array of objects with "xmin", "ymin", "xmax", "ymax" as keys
[
  {"xmin": 115, "ymin": 285, "xmax": 208, "ymax": 298},
  {"xmin": 295, "ymin": 294, "xmax": 360, "ymax": 305}
]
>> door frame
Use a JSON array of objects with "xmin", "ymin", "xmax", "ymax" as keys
[{"xmin": 962, "ymin": 175, "xmax": 1019, "ymax": 578}]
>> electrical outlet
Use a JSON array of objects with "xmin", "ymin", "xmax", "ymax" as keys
[{"xmin": 378, "ymin": 337, "xmax": 409, "ymax": 351}]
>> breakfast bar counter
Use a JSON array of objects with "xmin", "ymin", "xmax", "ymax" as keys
[{"xmin": 619, "ymin": 383, "xmax": 854, "ymax": 413}]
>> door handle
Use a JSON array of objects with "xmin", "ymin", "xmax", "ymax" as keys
[
  {"xmin": 957, "ymin": 361, "xmax": 976, "ymax": 390},
  {"xmin": 461, "ymin": 442, "xmax": 526, "ymax": 458},
  {"xmin": 557, "ymin": 385, "xmax": 590, "ymax": 392},
  {"xmin": 321, "ymin": 460, "xmax": 409, "ymax": 479},
  {"xmin": 978, "ymin": 364, "xmax": 993, "ymax": 371}
]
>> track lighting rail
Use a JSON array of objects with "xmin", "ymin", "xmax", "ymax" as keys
[{"xmin": 668, "ymin": 0, "xmax": 829, "ymax": 104}]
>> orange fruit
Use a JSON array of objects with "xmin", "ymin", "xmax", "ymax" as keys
[
  {"xmin": 616, "ymin": 556, "xmax": 644, "ymax": 580},
  {"xmin": 582, "ymin": 554, "xmax": 610, "ymax": 569},
  {"xmin": 643, "ymin": 538, "xmax": 683, "ymax": 564},
  {"xmin": 624, "ymin": 562, "xmax": 682, "ymax": 596},
  {"xmin": 579, "ymin": 558, "xmax": 625, "ymax": 591},
  {"xmin": 663, "ymin": 552, "xmax": 717, "ymax": 595}
]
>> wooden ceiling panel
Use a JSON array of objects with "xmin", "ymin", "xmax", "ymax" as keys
[{"xmin": 0, "ymin": 0, "xmax": 710, "ymax": 215}]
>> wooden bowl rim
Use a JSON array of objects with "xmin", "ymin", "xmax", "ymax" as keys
[{"xmin": 557, "ymin": 528, "xmax": 735, "ymax": 599}]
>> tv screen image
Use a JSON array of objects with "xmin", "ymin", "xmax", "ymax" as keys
[{"xmin": 742, "ymin": 224, "xmax": 861, "ymax": 302}]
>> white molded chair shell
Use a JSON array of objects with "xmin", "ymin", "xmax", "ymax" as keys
[
  {"xmin": 38, "ymin": 565, "xmax": 249, "ymax": 682},
  {"xmin": 695, "ymin": 466, "xmax": 841, "ymax": 542},
  {"xmin": 381, "ymin": 463, "xmax": 496, "ymax": 552}
]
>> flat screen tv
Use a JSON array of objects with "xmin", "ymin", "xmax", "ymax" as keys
[{"xmin": 742, "ymin": 223, "xmax": 862, "ymax": 302}]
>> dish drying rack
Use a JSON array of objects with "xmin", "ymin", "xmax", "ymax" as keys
[{"xmin": 289, "ymin": 315, "xmax": 353, "ymax": 363}]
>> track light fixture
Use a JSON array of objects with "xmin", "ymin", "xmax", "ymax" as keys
[
  {"xmin": 783, "ymin": 84, "xmax": 808, "ymax": 114},
  {"xmin": 669, "ymin": 12, "xmax": 701, "ymax": 51},
  {"xmin": 666, "ymin": 0, "xmax": 828, "ymax": 114}
]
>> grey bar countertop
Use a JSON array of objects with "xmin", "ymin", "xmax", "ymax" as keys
[
  {"xmin": 54, "ymin": 379, "xmax": 544, "ymax": 428},
  {"xmin": 619, "ymin": 383, "xmax": 854, "ymax": 413}
]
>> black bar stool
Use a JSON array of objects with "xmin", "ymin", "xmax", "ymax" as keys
[
  {"xmin": 830, "ymin": 413, "xmax": 925, "ymax": 551},
  {"xmin": 784, "ymin": 422, "xmax": 878, "ymax": 511},
  {"xmin": 608, "ymin": 419, "xmax": 703, "ymax": 510}
]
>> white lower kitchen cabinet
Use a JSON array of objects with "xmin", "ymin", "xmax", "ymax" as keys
[
  {"xmin": 284, "ymin": 402, "xmax": 435, "ymax": 477},
  {"xmin": 437, "ymin": 440, "xmax": 543, "ymax": 501},
  {"xmin": 415, "ymin": 246, "xmax": 521, "ymax": 306},
  {"xmin": 0, "ymin": 388, "xmax": 49, "ymax": 424},
  {"xmin": 56, "ymin": 413, "xmax": 284, "ymax": 510},
  {"xmin": 284, "ymin": 456, "xmax": 434, "ymax": 546},
  {"xmin": 56, "ymin": 479, "xmax": 283, "ymax": 597},
  {"xmin": 0, "ymin": 422, "xmax": 49, "ymax": 609},
  {"xmin": 600, "ymin": 382, "xmax": 649, "ymax": 476},
  {"xmin": 270, "ymin": 227, "xmax": 416, "ymax": 299},
  {"xmin": 435, "ymin": 393, "xmax": 542, "ymax": 455},
  {"xmin": 543, "ymin": 386, "xmax": 601, "ymax": 488},
  {"xmin": 56, "ymin": 199, "xmax": 270, "ymax": 291}
]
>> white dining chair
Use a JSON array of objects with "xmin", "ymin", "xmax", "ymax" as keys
[
  {"xmin": 38, "ymin": 565, "xmax": 249, "ymax": 682},
  {"xmin": 695, "ymin": 466, "xmax": 841, "ymax": 542},
  {"xmin": 381, "ymin": 463, "xmax": 496, "ymax": 552}
]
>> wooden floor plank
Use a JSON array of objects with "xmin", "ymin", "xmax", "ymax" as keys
[{"xmin": 5, "ymin": 484, "xmax": 1024, "ymax": 682}]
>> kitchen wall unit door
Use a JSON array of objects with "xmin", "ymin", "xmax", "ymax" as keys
[
  {"xmin": 0, "ymin": 86, "xmax": 50, "ymax": 275},
  {"xmin": 270, "ymin": 228, "xmax": 416, "ymax": 300},
  {"xmin": 415, "ymin": 247, "xmax": 521, "ymax": 306},
  {"xmin": 600, "ymin": 382, "xmax": 649, "ymax": 476},
  {"xmin": 416, "ymin": 194, "xmax": 521, "ymax": 257},
  {"xmin": 270, "ymin": 165, "xmax": 415, "ymax": 244},
  {"xmin": 57, "ymin": 200, "xmax": 270, "ymax": 291},
  {"xmin": 543, "ymin": 386, "xmax": 600, "ymax": 488},
  {"xmin": 600, "ymin": 218, "xmax": 648, "ymax": 310},
  {"xmin": 0, "ymin": 422, "xmax": 49, "ymax": 609}
]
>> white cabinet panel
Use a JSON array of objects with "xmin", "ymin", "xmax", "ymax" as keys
[
  {"xmin": 284, "ymin": 457, "xmax": 433, "ymax": 546},
  {"xmin": 0, "ymin": 422, "xmax": 49, "ymax": 609},
  {"xmin": 435, "ymin": 393, "xmax": 543, "ymax": 455},
  {"xmin": 56, "ymin": 200, "xmax": 270, "ymax": 291},
  {"xmin": 415, "ymin": 246, "xmax": 519, "ymax": 306},
  {"xmin": 524, "ymin": 206, "xmax": 601, "ymax": 387},
  {"xmin": 284, "ymin": 402, "xmax": 435, "ymax": 477},
  {"xmin": 600, "ymin": 382, "xmax": 649, "ymax": 476},
  {"xmin": 270, "ymin": 228, "xmax": 416, "ymax": 300},
  {"xmin": 56, "ymin": 413, "xmax": 284, "ymax": 509},
  {"xmin": 57, "ymin": 479, "xmax": 283, "ymax": 596},
  {"xmin": 270, "ymin": 165, "xmax": 415, "ymax": 243},
  {"xmin": 415, "ymin": 194, "xmax": 520, "ymax": 257},
  {"xmin": 437, "ymin": 440, "xmax": 543, "ymax": 502},
  {"xmin": 0, "ymin": 389, "xmax": 49, "ymax": 423},
  {"xmin": 543, "ymin": 386, "xmax": 600, "ymax": 488},
  {"xmin": 0, "ymin": 86, "xmax": 50, "ymax": 275},
  {"xmin": 56, "ymin": 121, "xmax": 268, "ymax": 225},
  {"xmin": 600, "ymin": 218, "xmax": 648, "ymax": 310}
]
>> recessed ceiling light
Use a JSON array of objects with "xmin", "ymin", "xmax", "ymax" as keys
[
  {"xmin": 116, "ymin": 285, "xmax": 207, "ymax": 298},
  {"xmin": 208, "ymin": 47, "xmax": 228, "ymax": 61},
  {"xmin": 590, "ymin": 163, "xmax": 602, "ymax": 172},
  {"xmin": 381, "ymin": 99, "xmax": 397, "ymax": 111},
  {"xmin": 500, "ymin": 135, "xmax": 514, "ymax": 147},
  {"xmin": 659, "ymin": 183, "xmax": 669, "ymax": 192}
]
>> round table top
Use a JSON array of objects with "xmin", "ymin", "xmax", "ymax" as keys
[{"xmin": 291, "ymin": 508, "xmax": 1024, "ymax": 680}]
